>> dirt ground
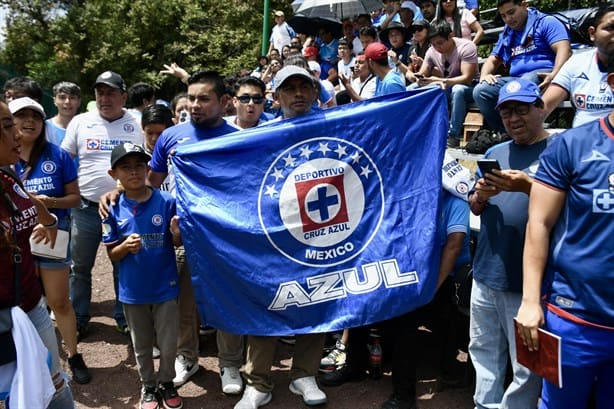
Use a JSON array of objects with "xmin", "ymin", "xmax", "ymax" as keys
[{"xmin": 66, "ymin": 246, "xmax": 475, "ymax": 409}]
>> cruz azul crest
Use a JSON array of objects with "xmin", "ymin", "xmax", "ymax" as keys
[{"xmin": 258, "ymin": 136, "xmax": 385, "ymax": 267}]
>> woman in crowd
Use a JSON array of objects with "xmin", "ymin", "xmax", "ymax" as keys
[
  {"xmin": 9, "ymin": 97, "xmax": 91, "ymax": 384},
  {"xmin": 0, "ymin": 100, "xmax": 74, "ymax": 407},
  {"xmin": 406, "ymin": 19, "xmax": 432, "ymax": 84},
  {"xmin": 434, "ymin": 0, "xmax": 483, "ymax": 44}
]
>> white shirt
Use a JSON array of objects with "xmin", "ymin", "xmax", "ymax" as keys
[
  {"xmin": 337, "ymin": 57, "xmax": 356, "ymax": 91},
  {"xmin": 61, "ymin": 110, "xmax": 143, "ymax": 201},
  {"xmin": 351, "ymin": 75, "xmax": 377, "ymax": 99}
]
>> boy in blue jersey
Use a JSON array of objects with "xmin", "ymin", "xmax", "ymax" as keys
[
  {"xmin": 516, "ymin": 53, "xmax": 614, "ymax": 409},
  {"xmin": 102, "ymin": 143, "xmax": 183, "ymax": 409}
]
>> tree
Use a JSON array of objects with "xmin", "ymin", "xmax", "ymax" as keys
[{"xmin": 0, "ymin": 0, "xmax": 290, "ymax": 101}]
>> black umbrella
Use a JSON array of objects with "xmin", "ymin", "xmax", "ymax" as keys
[{"xmin": 288, "ymin": 15, "xmax": 343, "ymax": 39}]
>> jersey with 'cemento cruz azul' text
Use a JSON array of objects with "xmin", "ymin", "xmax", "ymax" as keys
[{"xmin": 535, "ymin": 117, "xmax": 614, "ymax": 327}]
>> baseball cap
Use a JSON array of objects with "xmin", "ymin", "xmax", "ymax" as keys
[
  {"xmin": 364, "ymin": 42, "xmax": 388, "ymax": 61},
  {"xmin": 94, "ymin": 71, "xmax": 127, "ymax": 93},
  {"xmin": 308, "ymin": 61, "xmax": 322, "ymax": 75},
  {"xmin": 110, "ymin": 143, "xmax": 151, "ymax": 169},
  {"xmin": 273, "ymin": 66, "xmax": 314, "ymax": 93},
  {"xmin": 496, "ymin": 79, "xmax": 542, "ymax": 109},
  {"xmin": 274, "ymin": 10, "xmax": 284, "ymax": 17},
  {"xmin": 303, "ymin": 46, "xmax": 319, "ymax": 58},
  {"xmin": 411, "ymin": 19, "xmax": 430, "ymax": 30},
  {"xmin": 8, "ymin": 97, "xmax": 46, "ymax": 118},
  {"xmin": 401, "ymin": 1, "xmax": 418, "ymax": 14}
]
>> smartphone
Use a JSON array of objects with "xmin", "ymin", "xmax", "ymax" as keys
[
  {"xmin": 178, "ymin": 110, "xmax": 190, "ymax": 124},
  {"xmin": 477, "ymin": 159, "xmax": 501, "ymax": 176}
]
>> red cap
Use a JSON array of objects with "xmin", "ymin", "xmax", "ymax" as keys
[
  {"xmin": 303, "ymin": 46, "xmax": 319, "ymax": 58},
  {"xmin": 364, "ymin": 42, "xmax": 388, "ymax": 61}
]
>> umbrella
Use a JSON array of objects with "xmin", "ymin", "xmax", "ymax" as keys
[
  {"xmin": 291, "ymin": 0, "xmax": 304, "ymax": 12},
  {"xmin": 288, "ymin": 15, "xmax": 343, "ymax": 38},
  {"xmin": 296, "ymin": 0, "xmax": 383, "ymax": 20}
]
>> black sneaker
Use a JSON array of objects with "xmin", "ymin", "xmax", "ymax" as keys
[
  {"xmin": 380, "ymin": 393, "xmax": 417, "ymax": 409},
  {"xmin": 319, "ymin": 365, "xmax": 366, "ymax": 387},
  {"xmin": 68, "ymin": 353, "xmax": 92, "ymax": 384},
  {"xmin": 159, "ymin": 382, "xmax": 183, "ymax": 409},
  {"xmin": 141, "ymin": 385, "xmax": 159, "ymax": 409}
]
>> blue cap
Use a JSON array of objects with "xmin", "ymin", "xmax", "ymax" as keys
[{"xmin": 496, "ymin": 79, "xmax": 542, "ymax": 109}]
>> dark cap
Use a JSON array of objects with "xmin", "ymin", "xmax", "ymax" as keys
[
  {"xmin": 110, "ymin": 143, "xmax": 151, "ymax": 168},
  {"xmin": 411, "ymin": 19, "xmax": 430, "ymax": 30},
  {"xmin": 379, "ymin": 21, "xmax": 407, "ymax": 44},
  {"xmin": 364, "ymin": 42, "xmax": 388, "ymax": 61},
  {"xmin": 94, "ymin": 71, "xmax": 127, "ymax": 93}
]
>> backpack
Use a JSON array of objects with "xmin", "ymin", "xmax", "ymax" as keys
[{"xmin": 465, "ymin": 129, "xmax": 508, "ymax": 154}]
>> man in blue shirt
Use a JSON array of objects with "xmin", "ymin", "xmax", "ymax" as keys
[
  {"xmin": 364, "ymin": 42, "xmax": 407, "ymax": 96},
  {"xmin": 468, "ymin": 78, "xmax": 550, "ymax": 409},
  {"xmin": 472, "ymin": 0, "xmax": 570, "ymax": 134}
]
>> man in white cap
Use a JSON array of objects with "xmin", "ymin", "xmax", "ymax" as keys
[
  {"xmin": 269, "ymin": 10, "xmax": 295, "ymax": 56},
  {"xmin": 234, "ymin": 66, "xmax": 327, "ymax": 409}
]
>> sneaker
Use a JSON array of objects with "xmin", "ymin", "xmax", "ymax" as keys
[
  {"xmin": 289, "ymin": 376, "xmax": 327, "ymax": 406},
  {"xmin": 234, "ymin": 385, "xmax": 272, "ymax": 409},
  {"xmin": 220, "ymin": 367, "xmax": 243, "ymax": 394},
  {"xmin": 319, "ymin": 365, "xmax": 366, "ymax": 387},
  {"xmin": 319, "ymin": 340, "xmax": 346, "ymax": 373},
  {"xmin": 173, "ymin": 354, "xmax": 198, "ymax": 387},
  {"xmin": 159, "ymin": 382, "xmax": 183, "ymax": 409},
  {"xmin": 446, "ymin": 136, "xmax": 460, "ymax": 148},
  {"xmin": 140, "ymin": 385, "xmax": 159, "ymax": 409},
  {"xmin": 68, "ymin": 353, "xmax": 92, "ymax": 384},
  {"xmin": 380, "ymin": 393, "xmax": 417, "ymax": 409},
  {"xmin": 152, "ymin": 346, "xmax": 161, "ymax": 359}
]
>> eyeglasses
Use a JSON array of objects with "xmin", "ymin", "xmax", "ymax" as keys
[
  {"xmin": 237, "ymin": 94, "xmax": 265, "ymax": 104},
  {"xmin": 443, "ymin": 60, "xmax": 450, "ymax": 77},
  {"xmin": 499, "ymin": 103, "xmax": 533, "ymax": 118}
]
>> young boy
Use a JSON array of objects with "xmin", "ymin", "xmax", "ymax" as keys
[{"xmin": 102, "ymin": 143, "xmax": 183, "ymax": 409}]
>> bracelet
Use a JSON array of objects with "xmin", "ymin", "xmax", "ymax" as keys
[{"xmin": 43, "ymin": 213, "xmax": 58, "ymax": 228}]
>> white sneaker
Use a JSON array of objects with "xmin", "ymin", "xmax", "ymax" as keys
[
  {"xmin": 221, "ymin": 366, "xmax": 243, "ymax": 394},
  {"xmin": 234, "ymin": 385, "xmax": 272, "ymax": 409},
  {"xmin": 173, "ymin": 354, "xmax": 198, "ymax": 387},
  {"xmin": 289, "ymin": 376, "xmax": 327, "ymax": 406}
]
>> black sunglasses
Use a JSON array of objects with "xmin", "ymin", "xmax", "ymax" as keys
[{"xmin": 237, "ymin": 95, "xmax": 265, "ymax": 104}]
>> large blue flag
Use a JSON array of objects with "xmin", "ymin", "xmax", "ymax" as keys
[{"xmin": 173, "ymin": 88, "xmax": 448, "ymax": 335}]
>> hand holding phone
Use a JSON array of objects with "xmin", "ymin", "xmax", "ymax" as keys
[{"xmin": 477, "ymin": 159, "xmax": 501, "ymax": 176}]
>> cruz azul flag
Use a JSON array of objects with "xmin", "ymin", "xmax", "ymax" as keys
[{"xmin": 173, "ymin": 88, "xmax": 448, "ymax": 335}]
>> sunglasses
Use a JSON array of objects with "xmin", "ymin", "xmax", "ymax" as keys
[
  {"xmin": 499, "ymin": 103, "xmax": 533, "ymax": 119},
  {"xmin": 237, "ymin": 95, "xmax": 265, "ymax": 104}
]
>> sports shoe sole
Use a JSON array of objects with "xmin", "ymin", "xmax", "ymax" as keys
[{"xmin": 289, "ymin": 383, "xmax": 327, "ymax": 406}]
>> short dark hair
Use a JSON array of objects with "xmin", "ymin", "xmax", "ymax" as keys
[
  {"xmin": 428, "ymin": 20, "xmax": 453, "ymax": 40},
  {"xmin": 3, "ymin": 76, "xmax": 43, "ymax": 102},
  {"xmin": 170, "ymin": 92, "xmax": 187, "ymax": 114},
  {"xmin": 52, "ymin": 81, "xmax": 81, "ymax": 97},
  {"xmin": 338, "ymin": 38, "xmax": 353, "ymax": 50},
  {"xmin": 128, "ymin": 82, "xmax": 155, "ymax": 107},
  {"xmin": 141, "ymin": 104, "xmax": 173, "ymax": 129},
  {"xmin": 187, "ymin": 71, "xmax": 225, "ymax": 98},
  {"xmin": 359, "ymin": 26, "xmax": 378, "ymax": 39},
  {"xmin": 234, "ymin": 77, "xmax": 266, "ymax": 95},
  {"xmin": 496, "ymin": 0, "xmax": 521, "ymax": 8},
  {"xmin": 593, "ymin": 2, "xmax": 614, "ymax": 27}
]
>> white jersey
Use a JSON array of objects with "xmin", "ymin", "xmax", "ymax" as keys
[
  {"xmin": 552, "ymin": 49, "xmax": 614, "ymax": 127},
  {"xmin": 337, "ymin": 57, "xmax": 356, "ymax": 91},
  {"xmin": 61, "ymin": 110, "xmax": 143, "ymax": 202},
  {"xmin": 351, "ymin": 75, "xmax": 376, "ymax": 99}
]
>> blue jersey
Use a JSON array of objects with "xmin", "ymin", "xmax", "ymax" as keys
[
  {"xmin": 491, "ymin": 8, "xmax": 569, "ymax": 77},
  {"xmin": 439, "ymin": 190, "xmax": 471, "ymax": 271},
  {"xmin": 102, "ymin": 188, "xmax": 179, "ymax": 304},
  {"xmin": 535, "ymin": 117, "xmax": 614, "ymax": 327},
  {"xmin": 375, "ymin": 70, "xmax": 406, "ymax": 96},
  {"xmin": 15, "ymin": 142, "xmax": 77, "ymax": 227},
  {"xmin": 473, "ymin": 137, "xmax": 552, "ymax": 292}
]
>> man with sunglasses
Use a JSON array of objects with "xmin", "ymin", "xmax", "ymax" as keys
[
  {"xmin": 472, "ymin": 0, "xmax": 570, "ymax": 135},
  {"xmin": 227, "ymin": 77, "xmax": 268, "ymax": 130},
  {"xmin": 414, "ymin": 21, "xmax": 478, "ymax": 148},
  {"xmin": 467, "ymin": 78, "xmax": 552, "ymax": 409}
]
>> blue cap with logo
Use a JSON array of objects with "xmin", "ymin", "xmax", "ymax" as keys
[{"xmin": 496, "ymin": 79, "xmax": 542, "ymax": 109}]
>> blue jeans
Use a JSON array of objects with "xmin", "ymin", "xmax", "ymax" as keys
[
  {"xmin": 472, "ymin": 71, "xmax": 542, "ymax": 134},
  {"xmin": 27, "ymin": 300, "xmax": 74, "ymax": 409},
  {"xmin": 469, "ymin": 280, "xmax": 541, "ymax": 409},
  {"xmin": 69, "ymin": 199, "xmax": 125, "ymax": 328},
  {"xmin": 449, "ymin": 83, "xmax": 475, "ymax": 140}
]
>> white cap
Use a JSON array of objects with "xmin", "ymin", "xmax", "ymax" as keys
[
  {"xmin": 308, "ymin": 61, "xmax": 321, "ymax": 74},
  {"xmin": 401, "ymin": 1, "xmax": 418, "ymax": 15},
  {"xmin": 8, "ymin": 97, "xmax": 46, "ymax": 118}
]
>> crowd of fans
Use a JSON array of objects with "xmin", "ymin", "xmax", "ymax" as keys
[{"xmin": 0, "ymin": 0, "xmax": 613, "ymax": 409}]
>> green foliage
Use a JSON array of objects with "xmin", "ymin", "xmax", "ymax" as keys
[{"xmin": 0, "ymin": 0, "xmax": 290, "ymax": 101}]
